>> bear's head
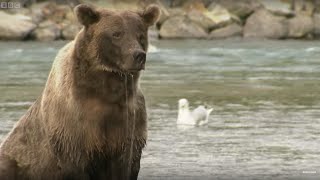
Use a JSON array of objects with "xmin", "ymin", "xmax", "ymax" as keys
[{"xmin": 74, "ymin": 4, "xmax": 160, "ymax": 73}]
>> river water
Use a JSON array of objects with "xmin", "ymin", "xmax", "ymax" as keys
[{"xmin": 0, "ymin": 39, "xmax": 319, "ymax": 179}]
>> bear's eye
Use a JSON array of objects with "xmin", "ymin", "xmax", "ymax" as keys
[{"xmin": 112, "ymin": 32, "xmax": 122, "ymax": 39}]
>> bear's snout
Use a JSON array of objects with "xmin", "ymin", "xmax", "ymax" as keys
[{"xmin": 133, "ymin": 50, "xmax": 146, "ymax": 70}]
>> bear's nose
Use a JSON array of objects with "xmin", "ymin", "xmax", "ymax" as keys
[{"xmin": 133, "ymin": 50, "xmax": 146, "ymax": 66}]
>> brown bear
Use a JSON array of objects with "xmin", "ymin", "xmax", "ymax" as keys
[{"xmin": 0, "ymin": 3, "xmax": 160, "ymax": 180}]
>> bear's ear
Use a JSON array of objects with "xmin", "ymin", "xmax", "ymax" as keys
[
  {"xmin": 140, "ymin": 4, "xmax": 161, "ymax": 26},
  {"xmin": 74, "ymin": 4, "xmax": 99, "ymax": 27}
]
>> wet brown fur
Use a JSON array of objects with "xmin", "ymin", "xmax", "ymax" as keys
[{"xmin": 0, "ymin": 4, "xmax": 160, "ymax": 180}]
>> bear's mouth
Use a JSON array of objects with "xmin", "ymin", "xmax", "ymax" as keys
[
  {"xmin": 128, "ymin": 67, "xmax": 145, "ymax": 72},
  {"xmin": 128, "ymin": 69, "xmax": 141, "ymax": 72},
  {"xmin": 99, "ymin": 57, "xmax": 146, "ymax": 75},
  {"xmin": 100, "ymin": 64, "xmax": 143, "ymax": 76},
  {"xmin": 126, "ymin": 61, "xmax": 146, "ymax": 72},
  {"xmin": 128, "ymin": 61, "xmax": 146, "ymax": 71}
]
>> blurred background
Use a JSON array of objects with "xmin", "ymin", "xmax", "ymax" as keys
[{"xmin": 1, "ymin": 0, "xmax": 320, "ymax": 179}]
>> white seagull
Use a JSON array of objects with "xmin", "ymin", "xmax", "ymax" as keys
[{"xmin": 177, "ymin": 98, "xmax": 213, "ymax": 126}]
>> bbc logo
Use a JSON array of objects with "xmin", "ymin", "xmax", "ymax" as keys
[{"xmin": 0, "ymin": 2, "xmax": 21, "ymax": 9}]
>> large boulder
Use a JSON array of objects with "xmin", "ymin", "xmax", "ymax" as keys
[
  {"xmin": 313, "ymin": 13, "xmax": 320, "ymax": 38},
  {"xmin": 65, "ymin": 10, "xmax": 77, "ymax": 22},
  {"xmin": 260, "ymin": 0, "xmax": 294, "ymax": 17},
  {"xmin": 5, "ymin": 7, "xmax": 31, "ymax": 16},
  {"xmin": 170, "ymin": 0, "xmax": 204, "ymax": 8},
  {"xmin": 167, "ymin": 0, "xmax": 215, "ymax": 8},
  {"xmin": 292, "ymin": 0, "xmax": 315, "ymax": 16},
  {"xmin": 61, "ymin": 22, "xmax": 82, "ymax": 40},
  {"xmin": 29, "ymin": 2, "xmax": 50, "ymax": 24},
  {"xmin": 314, "ymin": 0, "xmax": 320, "ymax": 13},
  {"xmin": 209, "ymin": 23, "xmax": 242, "ymax": 39},
  {"xmin": 32, "ymin": 20, "xmax": 61, "ymax": 41},
  {"xmin": 60, "ymin": 10, "xmax": 81, "ymax": 40},
  {"xmin": 32, "ymin": 2, "xmax": 70, "ymax": 24},
  {"xmin": 30, "ymin": 8, "xmax": 46, "ymax": 24},
  {"xmin": 212, "ymin": 0, "xmax": 263, "ymax": 19},
  {"xmin": 0, "ymin": 11, "xmax": 36, "ymax": 40},
  {"xmin": 243, "ymin": 8, "xmax": 288, "ymax": 39},
  {"xmin": 185, "ymin": 3, "xmax": 234, "ymax": 32},
  {"xmin": 167, "ymin": 8, "xmax": 186, "ymax": 16},
  {"xmin": 159, "ymin": 15, "xmax": 207, "ymax": 39},
  {"xmin": 187, "ymin": 10, "xmax": 216, "ymax": 31},
  {"xmin": 287, "ymin": 14, "xmax": 314, "ymax": 38},
  {"xmin": 157, "ymin": 4, "xmax": 170, "ymax": 26},
  {"xmin": 206, "ymin": 4, "xmax": 233, "ymax": 30}
]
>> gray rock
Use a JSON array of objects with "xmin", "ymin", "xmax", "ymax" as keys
[
  {"xmin": 167, "ymin": 8, "xmax": 186, "ymax": 17},
  {"xmin": 212, "ymin": 0, "xmax": 263, "ymax": 19},
  {"xmin": 260, "ymin": 0, "xmax": 294, "ymax": 17},
  {"xmin": 313, "ymin": 13, "xmax": 320, "ymax": 37},
  {"xmin": 243, "ymin": 8, "xmax": 288, "ymax": 39},
  {"xmin": 61, "ymin": 22, "xmax": 82, "ymax": 40},
  {"xmin": 288, "ymin": 14, "xmax": 314, "ymax": 38},
  {"xmin": 205, "ymin": 4, "xmax": 233, "ymax": 30},
  {"xmin": 209, "ymin": 23, "xmax": 242, "ymax": 39},
  {"xmin": 157, "ymin": 4, "xmax": 171, "ymax": 26},
  {"xmin": 32, "ymin": 20, "xmax": 61, "ymax": 41},
  {"xmin": 170, "ymin": 0, "xmax": 204, "ymax": 8},
  {"xmin": 5, "ymin": 8, "xmax": 31, "ymax": 16},
  {"xmin": 159, "ymin": 15, "xmax": 207, "ymax": 39},
  {"xmin": 30, "ymin": 9, "xmax": 45, "ymax": 24},
  {"xmin": 0, "ymin": 11, "xmax": 36, "ymax": 40},
  {"xmin": 292, "ymin": 0, "xmax": 315, "ymax": 16},
  {"xmin": 33, "ymin": 2, "xmax": 70, "ymax": 24},
  {"xmin": 183, "ymin": 4, "xmax": 234, "ymax": 32},
  {"xmin": 187, "ymin": 10, "xmax": 215, "ymax": 31}
]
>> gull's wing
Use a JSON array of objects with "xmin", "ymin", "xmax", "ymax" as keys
[{"xmin": 191, "ymin": 106, "xmax": 207, "ymax": 123}]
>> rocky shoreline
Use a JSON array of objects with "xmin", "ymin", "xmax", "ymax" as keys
[
  {"xmin": 0, "ymin": 2, "xmax": 81, "ymax": 41},
  {"xmin": 1, "ymin": 0, "xmax": 320, "ymax": 41}
]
